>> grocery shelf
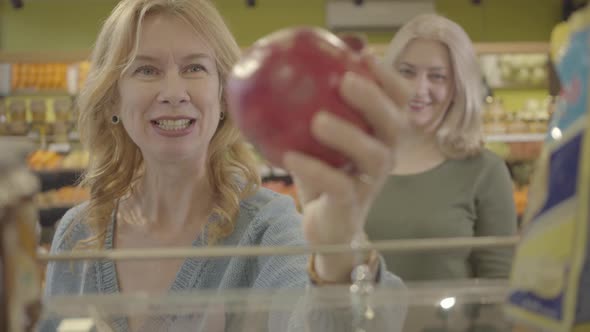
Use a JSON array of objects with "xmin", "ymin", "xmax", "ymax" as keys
[
  {"xmin": 39, "ymin": 205, "xmax": 73, "ymax": 227},
  {"xmin": 259, "ymin": 165, "xmax": 293, "ymax": 184},
  {"xmin": 485, "ymin": 133, "xmax": 545, "ymax": 143},
  {"xmin": 35, "ymin": 168, "xmax": 84, "ymax": 174},
  {"xmin": 259, "ymin": 165, "xmax": 289, "ymax": 177},
  {"xmin": 505, "ymin": 157, "xmax": 539, "ymax": 163},
  {"xmin": 5, "ymin": 89, "xmax": 73, "ymax": 97},
  {"xmin": 0, "ymin": 49, "xmax": 91, "ymax": 63},
  {"xmin": 489, "ymin": 83, "xmax": 549, "ymax": 90},
  {"xmin": 35, "ymin": 169, "xmax": 83, "ymax": 192},
  {"xmin": 473, "ymin": 42, "xmax": 550, "ymax": 54},
  {"xmin": 370, "ymin": 41, "xmax": 549, "ymax": 56},
  {"xmin": 0, "ymin": 42, "xmax": 550, "ymax": 64}
]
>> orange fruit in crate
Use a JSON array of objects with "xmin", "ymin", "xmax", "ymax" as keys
[
  {"xmin": 11, "ymin": 64, "xmax": 19, "ymax": 89},
  {"xmin": 283, "ymin": 184, "xmax": 301, "ymax": 211},
  {"xmin": 513, "ymin": 184, "xmax": 529, "ymax": 216},
  {"xmin": 27, "ymin": 150, "xmax": 63, "ymax": 170}
]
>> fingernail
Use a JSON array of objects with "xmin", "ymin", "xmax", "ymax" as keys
[
  {"xmin": 315, "ymin": 111, "xmax": 331, "ymax": 125},
  {"xmin": 311, "ymin": 111, "xmax": 331, "ymax": 135}
]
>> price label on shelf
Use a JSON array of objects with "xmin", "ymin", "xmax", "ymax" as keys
[
  {"xmin": 68, "ymin": 131, "xmax": 80, "ymax": 141},
  {"xmin": 48, "ymin": 143, "xmax": 71, "ymax": 153}
]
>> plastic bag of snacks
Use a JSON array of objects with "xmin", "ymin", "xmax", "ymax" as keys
[
  {"xmin": 505, "ymin": 7, "xmax": 590, "ymax": 332},
  {"xmin": 0, "ymin": 139, "xmax": 41, "ymax": 332}
]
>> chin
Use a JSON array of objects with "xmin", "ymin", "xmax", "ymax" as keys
[
  {"xmin": 409, "ymin": 115, "xmax": 433, "ymax": 129},
  {"xmin": 146, "ymin": 143, "xmax": 203, "ymax": 164}
]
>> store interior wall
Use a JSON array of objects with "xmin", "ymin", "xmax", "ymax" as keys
[
  {"xmin": 0, "ymin": 0, "xmax": 562, "ymax": 113},
  {"xmin": 0, "ymin": 0, "xmax": 562, "ymax": 51}
]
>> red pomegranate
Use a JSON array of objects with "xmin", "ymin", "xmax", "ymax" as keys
[{"xmin": 226, "ymin": 27, "xmax": 374, "ymax": 168}]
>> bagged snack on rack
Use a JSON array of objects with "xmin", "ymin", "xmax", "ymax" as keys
[
  {"xmin": 505, "ymin": 7, "xmax": 590, "ymax": 332},
  {"xmin": 0, "ymin": 140, "xmax": 42, "ymax": 332}
]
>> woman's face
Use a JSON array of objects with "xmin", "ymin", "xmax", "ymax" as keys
[
  {"xmin": 395, "ymin": 38, "xmax": 455, "ymax": 133},
  {"xmin": 117, "ymin": 13, "xmax": 221, "ymax": 165}
]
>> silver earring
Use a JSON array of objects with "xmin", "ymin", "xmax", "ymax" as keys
[
  {"xmin": 111, "ymin": 115, "xmax": 120, "ymax": 124},
  {"xmin": 219, "ymin": 111, "xmax": 225, "ymax": 121}
]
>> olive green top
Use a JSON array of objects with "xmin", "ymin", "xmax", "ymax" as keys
[{"xmin": 366, "ymin": 150, "xmax": 517, "ymax": 281}]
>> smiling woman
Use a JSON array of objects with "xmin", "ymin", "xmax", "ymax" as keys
[
  {"xmin": 75, "ymin": 0, "xmax": 255, "ymax": 253},
  {"xmin": 395, "ymin": 39, "xmax": 455, "ymax": 132},
  {"xmin": 366, "ymin": 14, "xmax": 518, "ymax": 282},
  {"xmin": 40, "ymin": 0, "xmax": 410, "ymax": 331},
  {"xmin": 117, "ymin": 14, "xmax": 222, "ymax": 162}
]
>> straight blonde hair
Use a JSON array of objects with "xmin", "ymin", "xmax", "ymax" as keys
[
  {"xmin": 383, "ymin": 14, "xmax": 484, "ymax": 159},
  {"xmin": 76, "ymin": 0, "xmax": 260, "ymax": 248}
]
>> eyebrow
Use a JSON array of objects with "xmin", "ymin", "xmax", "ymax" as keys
[
  {"xmin": 398, "ymin": 62, "xmax": 448, "ymax": 71},
  {"xmin": 181, "ymin": 53, "xmax": 213, "ymax": 62},
  {"xmin": 133, "ymin": 53, "xmax": 213, "ymax": 63},
  {"xmin": 133, "ymin": 55, "xmax": 159, "ymax": 62}
]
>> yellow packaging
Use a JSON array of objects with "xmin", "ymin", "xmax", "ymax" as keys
[
  {"xmin": 550, "ymin": 22, "xmax": 569, "ymax": 65},
  {"xmin": 505, "ymin": 6, "xmax": 590, "ymax": 332},
  {"xmin": 0, "ymin": 140, "xmax": 41, "ymax": 332}
]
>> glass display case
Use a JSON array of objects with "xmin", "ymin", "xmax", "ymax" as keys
[{"xmin": 37, "ymin": 279, "xmax": 516, "ymax": 332}]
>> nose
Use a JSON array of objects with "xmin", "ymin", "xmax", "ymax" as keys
[
  {"xmin": 413, "ymin": 74, "xmax": 429, "ymax": 98},
  {"xmin": 157, "ymin": 72, "xmax": 190, "ymax": 106}
]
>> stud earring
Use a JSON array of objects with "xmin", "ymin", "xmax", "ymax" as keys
[{"xmin": 111, "ymin": 115, "xmax": 120, "ymax": 124}]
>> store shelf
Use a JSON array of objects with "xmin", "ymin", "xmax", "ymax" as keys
[
  {"xmin": 473, "ymin": 42, "xmax": 550, "ymax": 54},
  {"xmin": 505, "ymin": 157, "xmax": 539, "ymax": 163},
  {"xmin": 0, "ymin": 50, "xmax": 91, "ymax": 63},
  {"xmin": 5, "ymin": 89, "xmax": 73, "ymax": 97},
  {"xmin": 258, "ymin": 165, "xmax": 289, "ymax": 177},
  {"xmin": 485, "ymin": 133, "xmax": 545, "ymax": 143},
  {"xmin": 39, "ymin": 205, "xmax": 73, "ymax": 227},
  {"xmin": 35, "ymin": 169, "xmax": 83, "ymax": 192},
  {"xmin": 0, "ymin": 42, "xmax": 551, "ymax": 64},
  {"xmin": 371, "ymin": 42, "xmax": 550, "ymax": 56},
  {"xmin": 489, "ymin": 83, "xmax": 549, "ymax": 90}
]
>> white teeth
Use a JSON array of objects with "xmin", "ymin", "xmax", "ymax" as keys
[{"xmin": 155, "ymin": 119, "xmax": 191, "ymax": 131}]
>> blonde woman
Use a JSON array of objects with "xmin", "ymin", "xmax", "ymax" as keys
[
  {"xmin": 366, "ymin": 14, "xmax": 517, "ymax": 281},
  {"xmin": 41, "ymin": 0, "xmax": 409, "ymax": 331}
]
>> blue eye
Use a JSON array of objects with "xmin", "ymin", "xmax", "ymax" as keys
[
  {"xmin": 430, "ymin": 73, "xmax": 447, "ymax": 81},
  {"xmin": 184, "ymin": 64, "xmax": 206, "ymax": 74},
  {"xmin": 134, "ymin": 65, "xmax": 159, "ymax": 76},
  {"xmin": 398, "ymin": 67, "xmax": 414, "ymax": 77}
]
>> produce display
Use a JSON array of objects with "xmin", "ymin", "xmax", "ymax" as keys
[
  {"xmin": 483, "ymin": 96, "xmax": 553, "ymax": 135},
  {"xmin": 35, "ymin": 186, "xmax": 89, "ymax": 209},
  {"xmin": 513, "ymin": 184, "xmax": 528, "ymax": 218},
  {"xmin": 0, "ymin": 38, "xmax": 554, "ymax": 234},
  {"xmin": 10, "ymin": 63, "xmax": 69, "ymax": 91},
  {"xmin": 480, "ymin": 53, "xmax": 549, "ymax": 88},
  {"xmin": 261, "ymin": 180, "xmax": 300, "ymax": 211},
  {"xmin": 27, "ymin": 149, "xmax": 88, "ymax": 171},
  {"xmin": 77, "ymin": 61, "xmax": 91, "ymax": 90}
]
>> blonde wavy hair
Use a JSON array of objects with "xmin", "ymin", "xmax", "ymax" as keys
[
  {"xmin": 76, "ymin": 0, "xmax": 260, "ymax": 248},
  {"xmin": 383, "ymin": 14, "xmax": 484, "ymax": 159}
]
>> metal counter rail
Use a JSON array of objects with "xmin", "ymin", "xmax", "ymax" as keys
[{"xmin": 37, "ymin": 235, "xmax": 520, "ymax": 262}]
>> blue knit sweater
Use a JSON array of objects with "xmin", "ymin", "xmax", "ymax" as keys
[{"xmin": 40, "ymin": 188, "xmax": 406, "ymax": 331}]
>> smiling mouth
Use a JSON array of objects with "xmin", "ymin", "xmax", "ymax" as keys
[
  {"xmin": 409, "ymin": 101, "xmax": 430, "ymax": 111},
  {"xmin": 151, "ymin": 119, "xmax": 196, "ymax": 131}
]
